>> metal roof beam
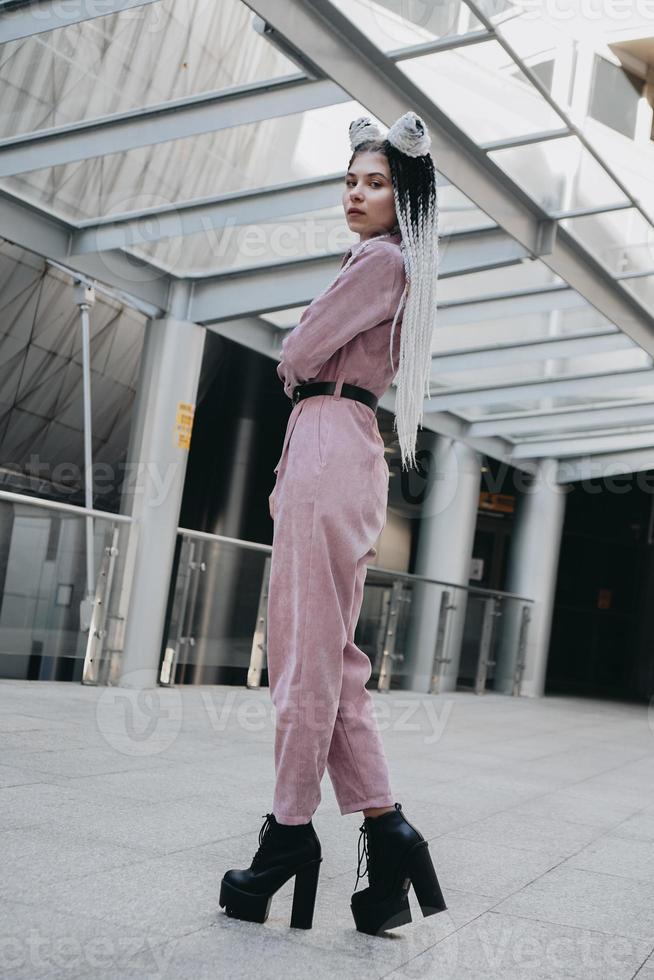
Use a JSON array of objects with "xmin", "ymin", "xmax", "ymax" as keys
[
  {"xmin": 0, "ymin": 75, "xmax": 346, "ymax": 177},
  {"xmin": 70, "ymin": 174, "xmax": 346, "ymax": 255},
  {"xmin": 423, "ymin": 367, "xmax": 654, "ymax": 412},
  {"xmin": 431, "ymin": 331, "xmax": 633, "ymax": 374},
  {"xmin": 188, "ymin": 226, "xmax": 527, "ymax": 323},
  {"xmin": 557, "ymin": 449, "xmax": 654, "ymax": 482},
  {"xmin": 468, "ymin": 401, "xmax": 654, "ymax": 437},
  {"xmin": 511, "ymin": 430, "xmax": 654, "ymax": 459}
]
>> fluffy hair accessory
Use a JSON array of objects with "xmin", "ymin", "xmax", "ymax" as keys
[
  {"xmin": 348, "ymin": 116, "xmax": 384, "ymax": 151},
  {"xmin": 387, "ymin": 110, "xmax": 431, "ymax": 156},
  {"xmin": 349, "ymin": 111, "xmax": 431, "ymax": 156}
]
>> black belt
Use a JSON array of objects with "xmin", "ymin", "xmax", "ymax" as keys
[{"xmin": 292, "ymin": 381, "xmax": 378, "ymax": 414}]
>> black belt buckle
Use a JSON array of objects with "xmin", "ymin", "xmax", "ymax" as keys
[{"xmin": 292, "ymin": 385, "xmax": 301, "ymax": 405}]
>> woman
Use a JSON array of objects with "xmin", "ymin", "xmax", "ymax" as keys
[{"xmin": 220, "ymin": 111, "xmax": 447, "ymax": 937}]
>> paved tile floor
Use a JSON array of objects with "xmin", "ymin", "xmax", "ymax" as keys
[{"xmin": 1, "ymin": 679, "xmax": 654, "ymax": 979}]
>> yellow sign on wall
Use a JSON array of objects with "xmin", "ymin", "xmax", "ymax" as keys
[{"xmin": 175, "ymin": 402, "xmax": 195, "ymax": 450}]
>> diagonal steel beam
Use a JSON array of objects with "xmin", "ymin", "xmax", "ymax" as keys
[
  {"xmin": 0, "ymin": 0, "xmax": 158, "ymax": 43},
  {"xmin": 0, "ymin": 75, "xmax": 346, "ymax": 177}
]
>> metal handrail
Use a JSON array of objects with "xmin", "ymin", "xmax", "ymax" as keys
[
  {"xmin": 0, "ymin": 489, "xmax": 133, "ymax": 523},
  {"xmin": 176, "ymin": 526, "xmax": 534, "ymax": 604}
]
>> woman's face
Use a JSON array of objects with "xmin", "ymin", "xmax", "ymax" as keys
[{"xmin": 342, "ymin": 150, "xmax": 397, "ymax": 240}]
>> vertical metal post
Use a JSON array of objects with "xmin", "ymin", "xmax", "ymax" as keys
[
  {"xmin": 160, "ymin": 539, "xmax": 195, "ymax": 686},
  {"xmin": 377, "ymin": 579, "xmax": 405, "ymax": 691},
  {"xmin": 512, "ymin": 604, "xmax": 532, "ymax": 696},
  {"xmin": 247, "ymin": 555, "xmax": 272, "ymax": 688},
  {"xmin": 372, "ymin": 586, "xmax": 392, "ymax": 676},
  {"xmin": 475, "ymin": 597, "xmax": 497, "ymax": 695},
  {"xmin": 182, "ymin": 545, "xmax": 206, "ymax": 681},
  {"xmin": 81, "ymin": 525, "xmax": 120, "ymax": 685},
  {"xmin": 429, "ymin": 589, "xmax": 455, "ymax": 694},
  {"xmin": 74, "ymin": 281, "xmax": 96, "ymax": 603}
]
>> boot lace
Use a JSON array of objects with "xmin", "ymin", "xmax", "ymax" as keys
[
  {"xmin": 353, "ymin": 820, "xmax": 369, "ymax": 893},
  {"xmin": 353, "ymin": 804, "xmax": 402, "ymax": 893},
  {"xmin": 251, "ymin": 812, "xmax": 275, "ymax": 871}
]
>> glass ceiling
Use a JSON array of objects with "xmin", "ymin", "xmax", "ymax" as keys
[
  {"xmin": 0, "ymin": 0, "xmax": 295, "ymax": 138},
  {"xmin": 2, "ymin": 0, "xmax": 654, "ymax": 478}
]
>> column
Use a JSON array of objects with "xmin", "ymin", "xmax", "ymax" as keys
[
  {"xmin": 401, "ymin": 433, "xmax": 482, "ymax": 693},
  {"xmin": 498, "ymin": 457, "xmax": 567, "ymax": 698},
  {"xmin": 117, "ymin": 283, "xmax": 206, "ymax": 689}
]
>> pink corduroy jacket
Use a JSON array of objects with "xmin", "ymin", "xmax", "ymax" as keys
[{"xmin": 275, "ymin": 230, "xmax": 407, "ymax": 402}]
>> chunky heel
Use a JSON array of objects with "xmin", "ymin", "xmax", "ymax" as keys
[
  {"xmin": 404, "ymin": 841, "xmax": 447, "ymax": 916},
  {"xmin": 290, "ymin": 858, "xmax": 322, "ymax": 929}
]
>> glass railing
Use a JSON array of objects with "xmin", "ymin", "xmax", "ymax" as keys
[
  {"xmin": 0, "ymin": 491, "xmax": 132, "ymax": 684},
  {"xmin": 161, "ymin": 528, "xmax": 534, "ymax": 695}
]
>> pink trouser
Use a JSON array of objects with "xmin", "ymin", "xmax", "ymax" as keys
[{"xmin": 266, "ymin": 393, "xmax": 394, "ymax": 824}]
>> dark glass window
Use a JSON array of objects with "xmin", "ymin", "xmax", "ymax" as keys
[{"xmin": 588, "ymin": 54, "xmax": 643, "ymax": 139}]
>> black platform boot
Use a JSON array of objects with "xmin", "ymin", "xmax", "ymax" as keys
[
  {"xmin": 350, "ymin": 802, "xmax": 447, "ymax": 936},
  {"xmin": 219, "ymin": 812, "xmax": 322, "ymax": 929}
]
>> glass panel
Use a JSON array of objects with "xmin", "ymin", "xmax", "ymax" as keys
[
  {"xmin": 588, "ymin": 54, "xmax": 642, "ymax": 140},
  {"xmin": 0, "ymin": 501, "xmax": 129, "ymax": 682},
  {"xmin": 458, "ymin": 593, "xmax": 509, "ymax": 691},
  {"xmin": 163, "ymin": 535, "xmax": 272, "ymax": 685},
  {"xmin": 0, "ymin": 239, "xmax": 146, "ymax": 508},
  {"xmin": 473, "ymin": 0, "xmax": 579, "ymax": 109},
  {"xmin": 492, "ymin": 599, "xmax": 532, "ymax": 695},
  {"xmin": 440, "ymin": 259, "xmax": 564, "ymax": 302},
  {"xmin": 399, "ymin": 40, "xmax": 563, "ymax": 144},
  {"xmin": 561, "ymin": 209, "xmax": 654, "ymax": 277},
  {"xmin": 439, "ymin": 183, "xmax": 496, "ymax": 233},
  {"xmin": 0, "ymin": 0, "xmax": 296, "ymax": 138},
  {"xmin": 329, "ymin": 0, "xmax": 485, "ymax": 53},
  {"xmin": 432, "ymin": 305, "xmax": 615, "ymax": 354},
  {"xmin": 0, "ymin": 100, "xmax": 374, "ymax": 222},
  {"xmin": 164, "ymin": 532, "xmax": 532, "ymax": 696},
  {"xmin": 488, "ymin": 135, "xmax": 630, "ymax": 213}
]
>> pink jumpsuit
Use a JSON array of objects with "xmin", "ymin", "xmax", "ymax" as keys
[{"xmin": 267, "ymin": 231, "xmax": 406, "ymax": 825}]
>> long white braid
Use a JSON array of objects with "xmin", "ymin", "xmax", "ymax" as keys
[
  {"xmin": 351, "ymin": 112, "xmax": 439, "ymax": 472},
  {"xmin": 392, "ymin": 184, "xmax": 439, "ymax": 472}
]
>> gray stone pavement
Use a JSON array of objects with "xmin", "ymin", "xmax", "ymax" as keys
[{"xmin": 1, "ymin": 679, "xmax": 654, "ymax": 979}]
